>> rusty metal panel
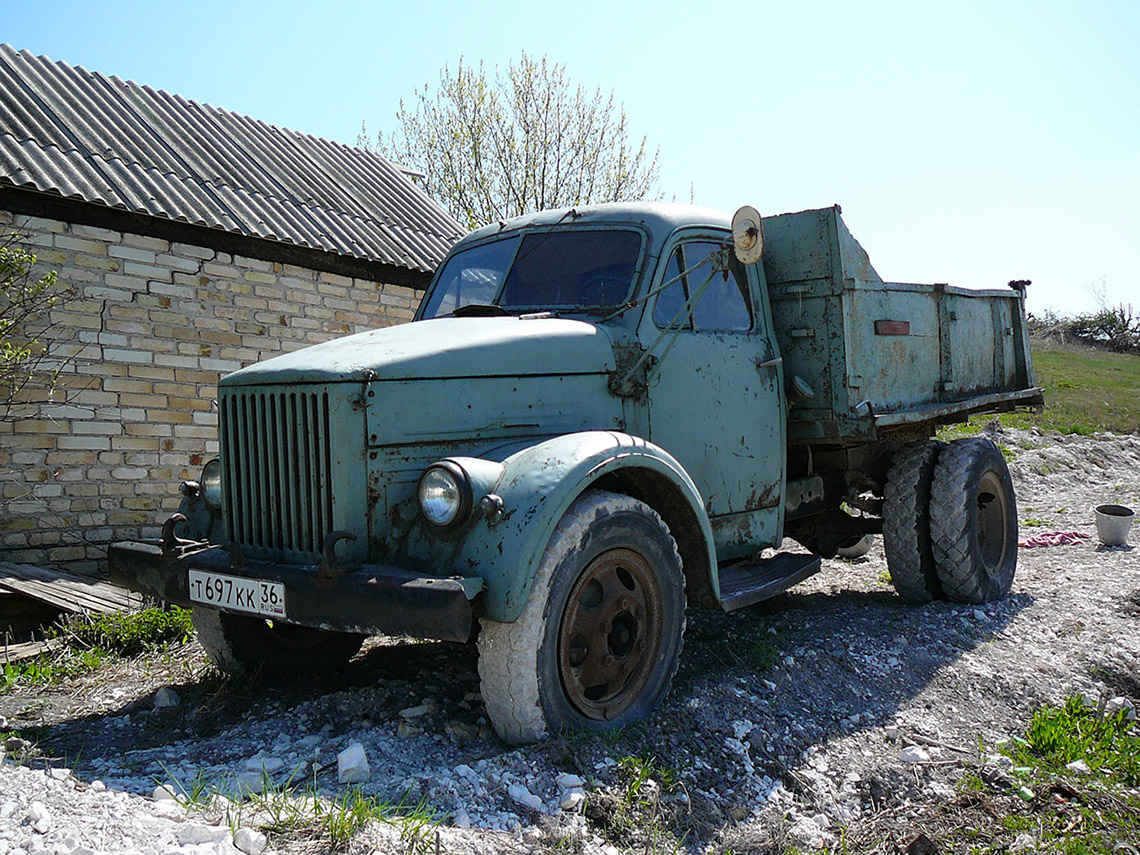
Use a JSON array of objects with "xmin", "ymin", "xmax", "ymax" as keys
[
  {"xmin": 763, "ymin": 205, "xmax": 1038, "ymax": 444},
  {"xmin": 874, "ymin": 320, "xmax": 910, "ymax": 336}
]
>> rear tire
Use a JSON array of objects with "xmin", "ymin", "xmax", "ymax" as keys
[
  {"xmin": 192, "ymin": 607, "xmax": 365, "ymax": 678},
  {"xmin": 477, "ymin": 490, "xmax": 686, "ymax": 745},
  {"xmin": 883, "ymin": 440, "xmax": 945, "ymax": 603},
  {"xmin": 929, "ymin": 438, "xmax": 1017, "ymax": 603}
]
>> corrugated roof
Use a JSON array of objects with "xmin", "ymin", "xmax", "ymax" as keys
[{"xmin": 0, "ymin": 45, "xmax": 464, "ymax": 274}]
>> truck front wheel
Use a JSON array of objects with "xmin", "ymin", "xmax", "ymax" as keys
[
  {"xmin": 929, "ymin": 438, "xmax": 1018, "ymax": 603},
  {"xmin": 477, "ymin": 490, "xmax": 686, "ymax": 745},
  {"xmin": 883, "ymin": 440, "xmax": 945, "ymax": 603},
  {"xmin": 191, "ymin": 607, "xmax": 365, "ymax": 678}
]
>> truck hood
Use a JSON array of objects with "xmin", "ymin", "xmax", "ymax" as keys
[{"xmin": 221, "ymin": 316, "xmax": 616, "ymax": 386}]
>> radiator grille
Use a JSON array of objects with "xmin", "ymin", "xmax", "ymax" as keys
[{"xmin": 220, "ymin": 389, "xmax": 334, "ymax": 556}]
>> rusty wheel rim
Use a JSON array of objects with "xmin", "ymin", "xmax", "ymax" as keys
[
  {"xmin": 558, "ymin": 547, "xmax": 664, "ymax": 721},
  {"xmin": 976, "ymin": 469, "xmax": 1010, "ymax": 573}
]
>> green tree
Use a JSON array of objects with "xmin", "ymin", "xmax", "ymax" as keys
[
  {"xmin": 362, "ymin": 53, "xmax": 661, "ymax": 230},
  {"xmin": 0, "ymin": 233, "xmax": 68, "ymax": 422}
]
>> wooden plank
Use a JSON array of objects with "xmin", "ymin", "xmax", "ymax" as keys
[
  {"xmin": 0, "ymin": 576, "xmax": 135, "ymax": 613},
  {"xmin": 0, "ymin": 578, "xmax": 123, "ymax": 613},
  {"xmin": 1, "ymin": 637, "xmax": 60, "ymax": 664},
  {"xmin": 0, "ymin": 562, "xmax": 144, "ymax": 614}
]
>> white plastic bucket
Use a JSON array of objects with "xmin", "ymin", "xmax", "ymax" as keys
[{"xmin": 1094, "ymin": 504, "xmax": 1135, "ymax": 546}]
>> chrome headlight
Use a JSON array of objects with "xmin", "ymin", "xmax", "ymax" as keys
[
  {"xmin": 417, "ymin": 461, "xmax": 472, "ymax": 528},
  {"xmin": 201, "ymin": 458, "xmax": 223, "ymax": 510}
]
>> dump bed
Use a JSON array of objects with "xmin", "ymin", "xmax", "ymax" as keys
[{"xmin": 761, "ymin": 207, "xmax": 1042, "ymax": 445}]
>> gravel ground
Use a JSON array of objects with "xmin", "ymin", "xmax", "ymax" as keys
[{"xmin": 1, "ymin": 427, "xmax": 1138, "ymax": 855}]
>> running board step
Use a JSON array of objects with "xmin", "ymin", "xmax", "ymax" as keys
[{"xmin": 717, "ymin": 552, "xmax": 821, "ymax": 612}]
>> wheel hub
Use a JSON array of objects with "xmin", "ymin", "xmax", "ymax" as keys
[
  {"xmin": 976, "ymin": 470, "xmax": 1010, "ymax": 572},
  {"xmin": 558, "ymin": 548, "xmax": 663, "ymax": 721}
]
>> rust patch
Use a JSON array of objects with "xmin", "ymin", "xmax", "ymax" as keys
[
  {"xmin": 874, "ymin": 319, "xmax": 910, "ymax": 336},
  {"xmin": 745, "ymin": 481, "xmax": 778, "ymax": 511}
]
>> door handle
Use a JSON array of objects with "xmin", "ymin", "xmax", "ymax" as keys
[{"xmin": 756, "ymin": 356, "xmax": 783, "ymax": 370}]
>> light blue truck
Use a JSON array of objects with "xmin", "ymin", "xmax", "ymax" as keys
[{"xmin": 110, "ymin": 203, "xmax": 1043, "ymax": 743}]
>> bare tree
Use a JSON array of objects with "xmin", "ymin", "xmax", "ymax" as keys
[{"xmin": 362, "ymin": 53, "xmax": 661, "ymax": 230}]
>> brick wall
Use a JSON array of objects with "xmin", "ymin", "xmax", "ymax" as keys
[{"xmin": 0, "ymin": 210, "xmax": 421, "ymax": 573}]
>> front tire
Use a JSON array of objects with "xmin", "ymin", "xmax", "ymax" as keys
[
  {"xmin": 192, "ymin": 607, "xmax": 365, "ymax": 678},
  {"xmin": 929, "ymin": 438, "xmax": 1017, "ymax": 603},
  {"xmin": 477, "ymin": 490, "xmax": 686, "ymax": 745}
]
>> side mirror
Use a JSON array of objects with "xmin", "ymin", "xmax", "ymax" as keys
[{"xmin": 731, "ymin": 205, "xmax": 765, "ymax": 265}]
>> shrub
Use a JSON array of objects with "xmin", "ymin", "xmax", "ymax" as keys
[
  {"xmin": 0, "ymin": 232, "xmax": 71, "ymax": 422},
  {"xmin": 1029, "ymin": 303, "xmax": 1140, "ymax": 355}
]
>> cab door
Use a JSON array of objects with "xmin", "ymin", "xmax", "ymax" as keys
[{"xmin": 641, "ymin": 232, "xmax": 786, "ymax": 559}]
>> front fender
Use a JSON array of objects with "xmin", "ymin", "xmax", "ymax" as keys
[{"xmin": 454, "ymin": 431, "xmax": 716, "ymax": 622}]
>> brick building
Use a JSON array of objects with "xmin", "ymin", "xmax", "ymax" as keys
[{"xmin": 0, "ymin": 45, "xmax": 463, "ymax": 572}]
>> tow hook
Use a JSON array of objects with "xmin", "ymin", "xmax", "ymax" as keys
[
  {"xmin": 161, "ymin": 514, "xmax": 208, "ymax": 558},
  {"xmin": 318, "ymin": 531, "xmax": 357, "ymax": 580}
]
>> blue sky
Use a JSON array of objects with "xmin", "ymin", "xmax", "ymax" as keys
[{"xmin": 5, "ymin": 0, "xmax": 1137, "ymax": 316}]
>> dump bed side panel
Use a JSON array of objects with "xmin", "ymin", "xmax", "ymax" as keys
[{"xmin": 762, "ymin": 207, "xmax": 1037, "ymax": 445}]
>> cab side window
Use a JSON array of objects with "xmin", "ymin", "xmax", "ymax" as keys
[
  {"xmin": 653, "ymin": 240, "xmax": 752, "ymax": 332},
  {"xmin": 653, "ymin": 248, "xmax": 690, "ymax": 329}
]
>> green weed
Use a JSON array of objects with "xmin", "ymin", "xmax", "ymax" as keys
[
  {"xmin": 233, "ymin": 774, "xmax": 438, "ymax": 853},
  {"xmin": 948, "ymin": 695, "xmax": 1140, "ymax": 855},
  {"xmin": 619, "ymin": 752, "xmax": 681, "ymax": 800},
  {"xmin": 751, "ymin": 636, "xmax": 779, "ymax": 671},
  {"xmin": 54, "ymin": 607, "xmax": 194, "ymax": 656},
  {"xmin": 156, "ymin": 762, "xmax": 218, "ymax": 808},
  {"xmin": 585, "ymin": 752, "xmax": 688, "ymax": 853},
  {"xmin": 1015, "ymin": 695, "xmax": 1140, "ymax": 785},
  {"xmin": 1, "ymin": 647, "xmax": 104, "ymax": 693},
  {"xmin": 315, "ymin": 789, "xmax": 389, "ymax": 846},
  {"xmin": 312, "ymin": 791, "xmax": 438, "ymax": 851}
]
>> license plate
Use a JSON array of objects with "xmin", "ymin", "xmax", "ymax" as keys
[{"xmin": 188, "ymin": 570, "xmax": 285, "ymax": 618}]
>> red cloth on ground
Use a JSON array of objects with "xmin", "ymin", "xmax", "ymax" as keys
[{"xmin": 1018, "ymin": 530, "xmax": 1092, "ymax": 548}]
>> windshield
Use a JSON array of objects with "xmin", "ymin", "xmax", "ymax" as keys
[{"xmin": 419, "ymin": 229, "xmax": 643, "ymax": 319}]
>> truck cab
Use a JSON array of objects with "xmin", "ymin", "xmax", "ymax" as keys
[{"xmin": 417, "ymin": 204, "xmax": 788, "ymax": 557}]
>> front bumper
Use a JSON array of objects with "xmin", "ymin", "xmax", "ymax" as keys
[{"xmin": 108, "ymin": 539, "xmax": 482, "ymax": 643}]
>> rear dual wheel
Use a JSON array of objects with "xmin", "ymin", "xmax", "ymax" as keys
[
  {"xmin": 883, "ymin": 441, "xmax": 945, "ymax": 603},
  {"xmin": 929, "ymin": 438, "xmax": 1018, "ymax": 603},
  {"xmin": 884, "ymin": 438, "xmax": 1017, "ymax": 605}
]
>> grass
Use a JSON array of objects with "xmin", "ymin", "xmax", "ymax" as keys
[
  {"xmin": 258, "ymin": 788, "xmax": 439, "ymax": 852},
  {"xmin": 1, "ymin": 607, "xmax": 194, "ymax": 694},
  {"xmin": 603, "ymin": 753, "xmax": 687, "ymax": 852},
  {"xmin": 1016, "ymin": 696, "xmax": 1140, "ymax": 785},
  {"xmin": 51, "ymin": 606, "xmax": 195, "ymax": 656},
  {"xmin": 939, "ymin": 337, "xmax": 1140, "ymax": 438},
  {"xmin": 945, "ymin": 695, "xmax": 1140, "ymax": 854},
  {"xmin": 1, "ymin": 646, "xmax": 105, "ymax": 692},
  {"xmin": 619, "ymin": 752, "xmax": 682, "ymax": 797},
  {"xmin": 751, "ymin": 635, "xmax": 780, "ymax": 671},
  {"xmin": 154, "ymin": 761, "xmax": 441, "ymax": 853}
]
